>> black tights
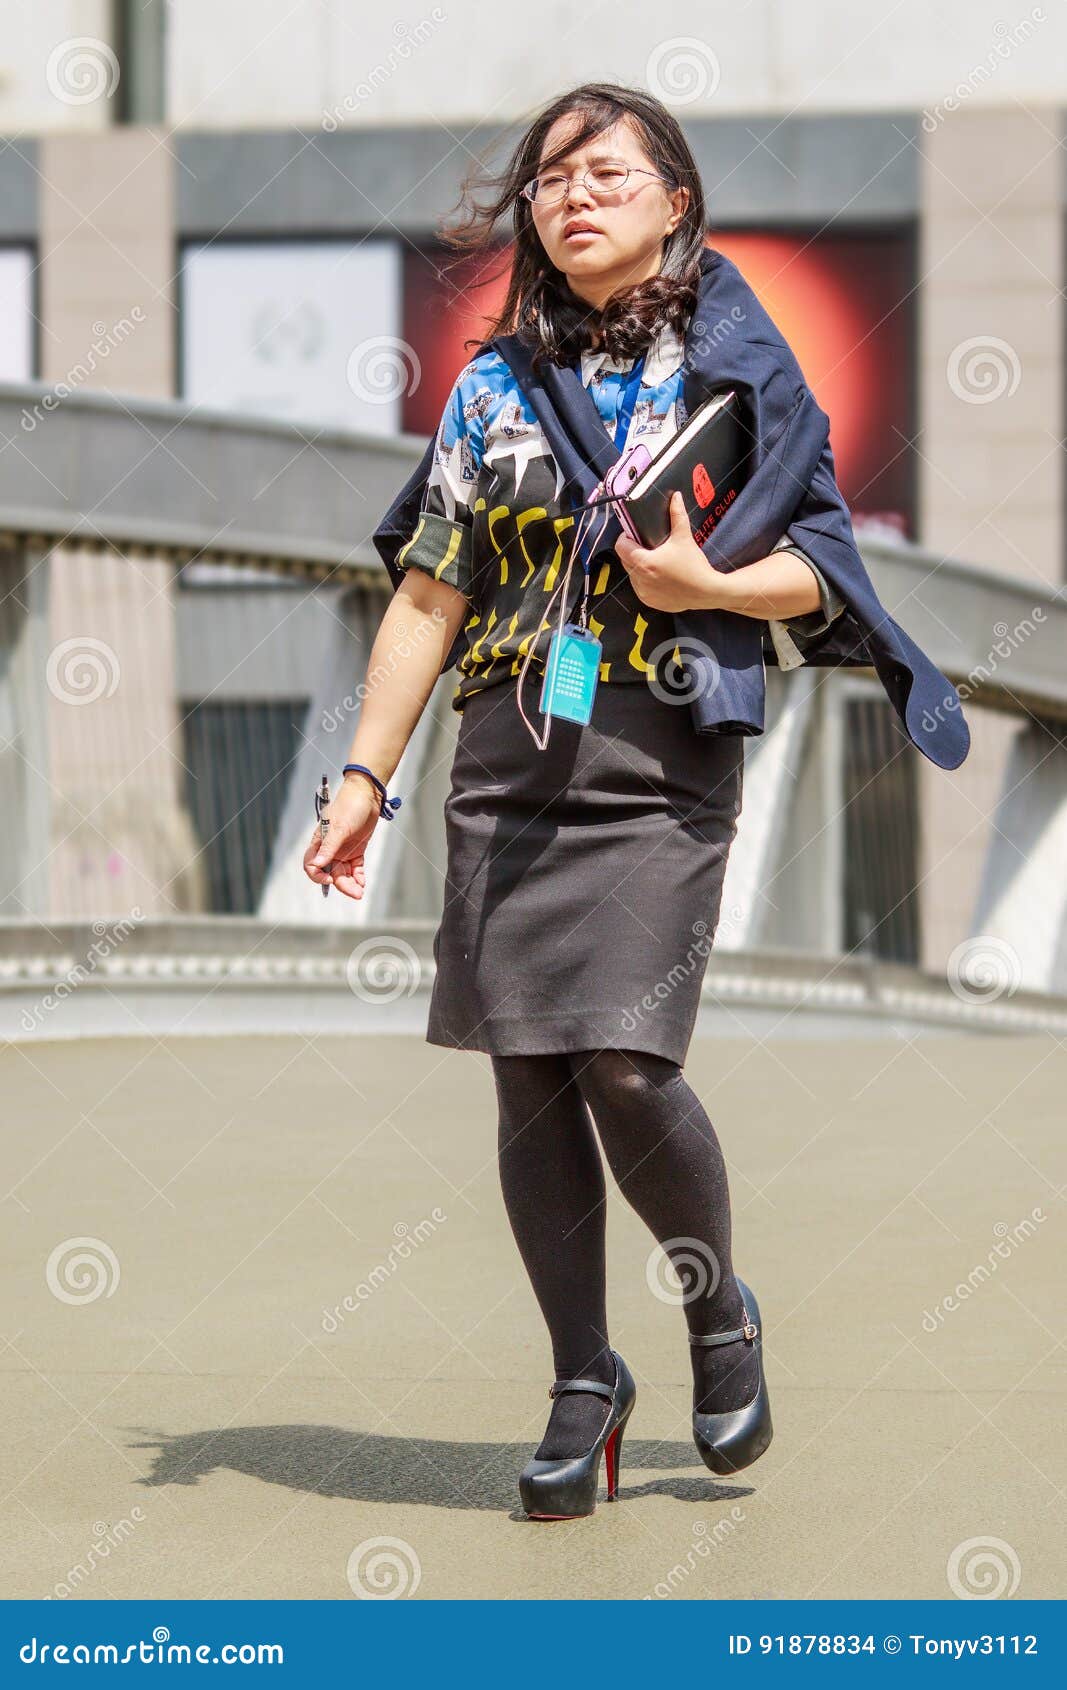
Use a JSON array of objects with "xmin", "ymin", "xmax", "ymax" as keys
[{"xmin": 492, "ymin": 1047, "xmax": 759, "ymax": 1459}]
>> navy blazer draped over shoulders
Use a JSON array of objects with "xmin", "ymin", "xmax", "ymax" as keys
[{"xmin": 373, "ymin": 246, "xmax": 970, "ymax": 772}]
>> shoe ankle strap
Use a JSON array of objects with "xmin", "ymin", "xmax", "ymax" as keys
[
  {"xmin": 548, "ymin": 1374, "xmax": 616, "ymax": 1401},
  {"xmin": 689, "ymin": 1316, "xmax": 758, "ymax": 1347}
]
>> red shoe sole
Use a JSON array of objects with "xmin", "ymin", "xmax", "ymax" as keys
[{"xmin": 604, "ymin": 1423, "xmax": 622, "ymax": 1499}]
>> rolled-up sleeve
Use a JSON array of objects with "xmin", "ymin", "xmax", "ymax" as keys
[
  {"xmin": 397, "ymin": 366, "xmax": 484, "ymax": 602},
  {"xmin": 397, "ymin": 510, "xmax": 473, "ymax": 596}
]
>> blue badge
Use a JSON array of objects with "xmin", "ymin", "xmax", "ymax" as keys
[{"xmin": 539, "ymin": 623, "xmax": 602, "ymax": 724}]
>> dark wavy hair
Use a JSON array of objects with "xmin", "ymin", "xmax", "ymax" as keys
[{"xmin": 436, "ymin": 82, "xmax": 709, "ymax": 375}]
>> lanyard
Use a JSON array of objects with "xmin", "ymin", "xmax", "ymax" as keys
[
  {"xmin": 569, "ymin": 352, "xmax": 648, "ymax": 631},
  {"xmin": 612, "ymin": 352, "xmax": 647, "ymax": 450}
]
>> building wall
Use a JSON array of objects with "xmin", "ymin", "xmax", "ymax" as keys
[
  {"xmin": 163, "ymin": 2, "xmax": 1065, "ymax": 126},
  {"xmin": 1, "ymin": 3, "xmax": 1063, "ymax": 962},
  {"xmin": 1, "ymin": 3, "xmax": 1062, "ymax": 131},
  {"xmin": 917, "ymin": 105, "xmax": 1064, "ymax": 968},
  {"xmin": 36, "ymin": 127, "xmax": 189, "ymax": 917}
]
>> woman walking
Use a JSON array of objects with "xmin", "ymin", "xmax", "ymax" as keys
[{"xmin": 304, "ymin": 83, "xmax": 968, "ymax": 1520}]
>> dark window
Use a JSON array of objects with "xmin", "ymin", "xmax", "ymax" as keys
[
  {"xmin": 114, "ymin": 0, "xmax": 167, "ymax": 124},
  {"xmin": 842, "ymin": 695, "xmax": 921, "ymax": 963},
  {"xmin": 182, "ymin": 699, "xmax": 307, "ymax": 914}
]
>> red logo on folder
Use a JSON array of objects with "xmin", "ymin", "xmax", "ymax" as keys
[{"xmin": 692, "ymin": 462, "xmax": 715, "ymax": 507}]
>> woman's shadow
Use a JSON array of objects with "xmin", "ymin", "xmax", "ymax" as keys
[{"xmin": 127, "ymin": 1425, "xmax": 754, "ymax": 1514}]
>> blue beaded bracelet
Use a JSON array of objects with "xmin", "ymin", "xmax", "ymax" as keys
[{"xmin": 342, "ymin": 763, "xmax": 403, "ymax": 821}]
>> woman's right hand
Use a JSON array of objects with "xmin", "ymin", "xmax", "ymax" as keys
[{"xmin": 302, "ymin": 774, "xmax": 382, "ymax": 900}]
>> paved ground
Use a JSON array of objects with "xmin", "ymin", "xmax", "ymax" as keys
[{"xmin": 1, "ymin": 1032, "xmax": 1064, "ymax": 1601}]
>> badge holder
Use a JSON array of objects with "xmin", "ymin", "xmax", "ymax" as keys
[
  {"xmin": 538, "ymin": 475, "xmax": 610, "ymax": 726},
  {"xmin": 539, "ymin": 622, "xmax": 602, "ymax": 725}
]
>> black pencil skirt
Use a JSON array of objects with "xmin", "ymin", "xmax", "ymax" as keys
[{"xmin": 425, "ymin": 677, "xmax": 745, "ymax": 1065}]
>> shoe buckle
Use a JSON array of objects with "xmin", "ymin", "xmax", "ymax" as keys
[{"xmin": 742, "ymin": 1319, "xmax": 758, "ymax": 1340}]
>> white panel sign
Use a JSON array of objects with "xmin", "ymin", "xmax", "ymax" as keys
[
  {"xmin": 0, "ymin": 248, "xmax": 34, "ymax": 381},
  {"xmin": 181, "ymin": 239, "xmax": 404, "ymax": 433}
]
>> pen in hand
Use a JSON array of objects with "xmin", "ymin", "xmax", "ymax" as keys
[{"xmin": 315, "ymin": 773, "xmax": 330, "ymax": 898}]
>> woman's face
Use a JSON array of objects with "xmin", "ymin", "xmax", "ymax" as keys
[{"xmin": 527, "ymin": 115, "xmax": 689, "ymax": 310}]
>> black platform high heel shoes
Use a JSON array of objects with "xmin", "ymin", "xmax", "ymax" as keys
[
  {"xmin": 518, "ymin": 1349, "xmax": 637, "ymax": 1520},
  {"xmin": 690, "ymin": 1276, "xmax": 773, "ymax": 1476}
]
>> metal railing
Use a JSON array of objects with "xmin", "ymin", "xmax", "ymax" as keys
[{"xmin": 2, "ymin": 381, "xmax": 1065, "ymax": 1036}]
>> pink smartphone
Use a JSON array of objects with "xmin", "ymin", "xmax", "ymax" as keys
[{"xmin": 602, "ymin": 444, "xmax": 653, "ymax": 541}]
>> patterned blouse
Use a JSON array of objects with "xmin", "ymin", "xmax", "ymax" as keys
[{"xmin": 397, "ymin": 318, "xmax": 845, "ymax": 712}]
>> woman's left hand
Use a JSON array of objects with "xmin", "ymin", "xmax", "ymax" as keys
[{"xmin": 614, "ymin": 490, "xmax": 726, "ymax": 612}]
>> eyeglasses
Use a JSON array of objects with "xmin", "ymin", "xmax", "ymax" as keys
[{"xmin": 520, "ymin": 160, "xmax": 675, "ymax": 205}]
